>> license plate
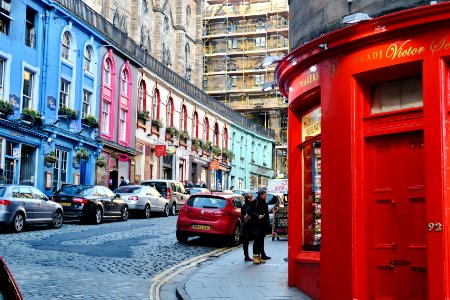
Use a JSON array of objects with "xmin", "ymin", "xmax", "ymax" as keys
[
  {"xmin": 192, "ymin": 225, "xmax": 210, "ymax": 230},
  {"xmin": 60, "ymin": 202, "xmax": 71, "ymax": 207}
]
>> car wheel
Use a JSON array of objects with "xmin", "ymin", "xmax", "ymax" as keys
[
  {"xmin": 163, "ymin": 204, "xmax": 169, "ymax": 217},
  {"xmin": 176, "ymin": 231, "xmax": 188, "ymax": 243},
  {"xmin": 170, "ymin": 203, "xmax": 176, "ymax": 216},
  {"xmin": 93, "ymin": 207, "xmax": 102, "ymax": 224},
  {"xmin": 50, "ymin": 210, "xmax": 63, "ymax": 229},
  {"xmin": 143, "ymin": 204, "xmax": 151, "ymax": 218},
  {"xmin": 10, "ymin": 212, "xmax": 25, "ymax": 233},
  {"xmin": 229, "ymin": 224, "xmax": 241, "ymax": 246},
  {"xmin": 120, "ymin": 206, "xmax": 129, "ymax": 221}
]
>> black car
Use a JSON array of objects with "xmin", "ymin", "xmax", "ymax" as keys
[{"xmin": 51, "ymin": 185, "xmax": 129, "ymax": 224}]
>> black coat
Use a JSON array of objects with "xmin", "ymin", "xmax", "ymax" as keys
[{"xmin": 244, "ymin": 197, "xmax": 269, "ymax": 236}]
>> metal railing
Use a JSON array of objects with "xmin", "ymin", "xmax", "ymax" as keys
[{"xmin": 51, "ymin": 0, "xmax": 274, "ymax": 139}]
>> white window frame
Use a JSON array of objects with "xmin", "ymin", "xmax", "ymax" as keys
[
  {"xmin": 121, "ymin": 69, "xmax": 128, "ymax": 95},
  {"xmin": 255, "ymin": 37, "xmax": 266, "ymax": 48},
  {"xmin": 22, "ymin": 70, "xmax": 34, "ymax": 109},
  {"xmin": 53, "ymin": 149, "xmax": 68, "ymax": 192},
  {"xmin": 84, "ymin": 46, "xmax": 92, "ymax": 73},
  {"xmin": 119, "ymin": 108, "xmax": 127, "ymax": 141},
  {"xmin": 82, "ymin": 90, "xmax": 92, "ymax": 119},
  {"xmin": 0, "ymin": 57, "xmax": 4, "ymax": 96},
  {"xmin": 102, "ymin": 101, "xmax": 110, "ymax": 134},
  {"xmin": 104, "ymin": 60, "xmax": 111, "ymax": 87},
  {"xmin": 59, "ymin": 79, "xmax": 70, "ymax": 109},
  {"xmin": 61, "ymin": 32, "xmax": 71, "ymax": 61}
]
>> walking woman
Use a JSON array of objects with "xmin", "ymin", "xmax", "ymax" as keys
[
  {"xmin": 245, "ymin": 190, "xmax": 270, "ymax": 264},
  {"xmin": 241, "ymin": 193, "xmax": 254, "ymax": 261}
]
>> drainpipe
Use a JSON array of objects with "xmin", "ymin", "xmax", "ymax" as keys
[{"xmin": 40, "ymin": 10, "xmax": 51, "ymax": 120}]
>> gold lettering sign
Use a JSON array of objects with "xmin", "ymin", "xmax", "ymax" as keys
[
  {"xmin": 385, "ymin": 40, "xmax": 425, "ymax": 60},
  {"xmin": 302, "ymin": 107, "xmax": 321, "ymax": 141},
  {"xmin": 298, "ymin": 73, "xmax": 319, "ymax": 88},
  {"xmin": 430, "ymin": 35, "xmax": 450, "ymax": 55}
]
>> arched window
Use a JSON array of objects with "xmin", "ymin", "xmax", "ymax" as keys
[
  {"xmin": 192, "ymin": 112, "xmax": 199, "ymax": 138},
  {"xmin": 152, "ymin": 88, "xmax": 160, "ymax": 120},
  {"xmin": 61, "ymin": 31, "xmax": 71, "ymax": 60},
  {"xmin": 204, "ymin": 117, "xmax": 210, "ymax": 141},
  {"xmin": 214, "ymin": 123, "xmax": 220, "ymax": 146},
  {"xmin": 84, "ymin": 46, "xmax": 92, "ymax": 72},
  {"xmin": 166, "ymin": 97, "xmax": 174, "ymax": 127},
  {"xmin": 121, "ymin": 69, "xmax": 128, "ymax": 95},
  {"xmin": 180, "ymin": 105, "xmax": 187, "ymax": 131},
  {"xmin": 103, "ymin": 59, "xmax": 111, "ymax": 86},
  {"xmin": 223, "ymin": 127, "xmax": 228, "ymax": 148},
  {"xmin": 138, "ymin": 80, "xmax": 146, "ymax": 112}
]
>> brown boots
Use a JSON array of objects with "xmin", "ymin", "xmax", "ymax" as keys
[{"xmin": 253, "ymin": 255, "xmax": 267, "ymax": 264}]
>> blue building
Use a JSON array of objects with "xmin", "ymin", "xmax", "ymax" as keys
[
  {"xmin": 0, "ymin": 0, "xmax": 103, "ymax": 193},
  {"xmin": 229, "ymin": 124, "xmax": 274, "ymax": 190}
]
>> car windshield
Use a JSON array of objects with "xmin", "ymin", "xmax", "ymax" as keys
[
  {"xmin": 187, "ymin": 196, "xmax": 227, "ymax": 209},
  {"xmin": 189, "ymin": 188, "xmax": 204, "ymax": 195},
  {"xmin": 55, "ymin": 185, "xmax": 92, "ymax": 196},
  {"xmin": 0, "ymin": 187, "xmax": 6, "ymax": 197},
  {"xmin": 115, "ymin": 186, "xmax": 142, "ymax": 194},
  {"xmin": 143, "ymin": 182, "xmax": 167, "ymax": 195}
]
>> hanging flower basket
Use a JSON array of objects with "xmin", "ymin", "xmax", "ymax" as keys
[
  {"xmin": 81, "ymin": 115, "xmax": 100, "ymax": 129},
  {"xmin": 58, "ymin": 106, "xmax": 79, "ymax": 121},
  {"xmin": 44, "ymin": 152, "xmax": 58, "ymax": 164},
  {"xmin": 96, "ymin": 157, "xmax": 107, "ymax": 168},
  {"xmin": 21, "ymin": 108, "xmax": 43, "ymax": 126},
  {"xmin": 138, "ymin": 110, "xmax": 151, "ymax": 121},
  {"xmin": 0, "ymin": 99, "xmax": 14, "ymax": 117},
  {"xmin": 76, "ymin": 148, "xmax": 90, "ymax": 160},
  {"xmin": 152, "ymin": 119, "xmax": 164, "ymax": 128}
]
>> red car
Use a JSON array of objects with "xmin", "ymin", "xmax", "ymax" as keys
[
  {"xmin": 0, "ymin": 256, "xmax": 23, "ymax": 300},
  {"xmin": 176, "ymin": 192, "xmax": 243, "ymax": 246}
]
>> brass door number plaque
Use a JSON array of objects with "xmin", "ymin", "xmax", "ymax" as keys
[{"xmin": 428, "ymin": 222, "xmax": 443, "ymax": 232}]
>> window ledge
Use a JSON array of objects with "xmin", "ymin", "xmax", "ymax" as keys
[
  {"xmin": 61, "ymin": 58, "xmax": 73, "ymax": 67},
  {"xmin": 84, "ymin": 71, "xmax": 94, "ymax": 79},
  {"xmin": 295, "ymin": 251, "xmax": 320, "ymax": 264}
]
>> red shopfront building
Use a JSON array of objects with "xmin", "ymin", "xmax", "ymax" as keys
[{"xmin": 275, "ymin": 3, "xmax": 450, "ymax": 300}]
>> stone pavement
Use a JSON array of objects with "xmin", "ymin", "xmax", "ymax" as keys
[{"xmin": 177, "ymin": 238, "xmax": 312, "ymax": 300}]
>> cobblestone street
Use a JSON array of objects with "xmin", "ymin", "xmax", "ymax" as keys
[{"xmin": 0, "ymin": 215, "xmax": 220, "ymax": 300}]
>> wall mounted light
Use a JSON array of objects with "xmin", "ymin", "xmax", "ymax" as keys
[
  {"xmin": 342, "ymin": 13, "xmax": 371, "ymax": 24},
  {"xmin": 261, "ymin": 55, "xmax": 284, "ymax": 67}
]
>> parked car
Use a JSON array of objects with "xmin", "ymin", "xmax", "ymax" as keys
[
  {"xmin": 0, "ymin": 185, "xmax": 64, "ymax": 233},
  {"xmin": 50, "ymin": 185, "xmax": 128, "ymax": 224},
  {"xmin": 0, "ymin": 256, "xmax": 23, "ymax": 300},
  {"xmin": 176, "ymin": 192, "xmax": 244, "ymax": 246},
  {"xmin": 140, "ymin": 180, "xmax": 189, "ymax": 216},
  {"xmin": 114, "ymin": 185, "xmax": 170, "ymax": 218},
  {"xmin": 188, "ymin": 188, "xmax": 209, "ymax": 195},
  {"xmin": 232, "ymin": 189, "xmax": 253, "ymax": 196}
]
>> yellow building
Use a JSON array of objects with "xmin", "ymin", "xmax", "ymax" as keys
[{"xmin": 202, "ymin": 0, "xmax": 288, "ymax": 177}]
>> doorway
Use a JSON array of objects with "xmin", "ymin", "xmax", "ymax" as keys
[{"xmin": 366, "ymin": 131, "xmax": 427, "ymax": 300}]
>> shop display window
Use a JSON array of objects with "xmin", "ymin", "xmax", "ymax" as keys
[{"xmin": 303, "ymin": 140, "xmax": 321, "ymax": 251}]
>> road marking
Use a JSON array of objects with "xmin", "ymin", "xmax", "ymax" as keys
[{"xmin": 149, "ymin": 247, "xmax": 234, "ymax": 300}]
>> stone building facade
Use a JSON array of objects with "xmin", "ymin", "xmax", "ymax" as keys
[{"xmin": 81, "ymin": 0, "xmax": 203, "ymax": 88}]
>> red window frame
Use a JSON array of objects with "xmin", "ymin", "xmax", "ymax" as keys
[
  {"xmin": 167, "ymin": 97, "xmax": 174, "ymax": 127},
  {"xmin": 204, "ymin": 117, "xmax": 210, "ymax": 141},
  {"xmin": 181, "ymin": 104, "xmax": 187, "ymax": 131},
  {"xmin": 193, "ymin": 111, "xmax": 199, "ymax": 138},
  {"xmin": 152, "ymin": 88, "xmax": 161, "ymax": 120}
]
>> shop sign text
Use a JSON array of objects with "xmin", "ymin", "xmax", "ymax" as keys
[{"xmin": 302, "ymin": 107, "xmax": 321, "ymax": 141}]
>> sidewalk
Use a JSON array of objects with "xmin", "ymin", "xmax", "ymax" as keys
[{"xmin": 177, "ymin": 238, "xmax": 311, "ymax": 300}]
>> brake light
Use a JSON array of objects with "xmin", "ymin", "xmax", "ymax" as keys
[
  {"xmin": 212, "ymin": 210, "xmax": 231, "ymax": 216},
  {"xmin": 167, "ymin": 187, "xmax": 171, "ymax": 200},
  {"xmin": 73, "ymin": 198, "xmax": 89, "ymax": 204},
  {"xmin": 128, "ymin": 196, "xmax": 139, "ymax": 201},
  {"xmin": 0, "ymin": 200, "xmax": 10, "ymax": 206}
]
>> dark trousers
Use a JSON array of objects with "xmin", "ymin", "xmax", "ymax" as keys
[
  {"xmin": 253, "ymin": 234, "xmax": 264, "ymax": 255},
  {"xmin": 242, "ymin": 234, "xmax": 250, "ymax": 257}
]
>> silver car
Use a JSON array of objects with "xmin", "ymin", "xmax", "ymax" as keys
[
  {"xmin": 0, "ymin": 185, "xmax": 64, "ymax": 233},
  {"xmin": 114, "ymin": 185, "xmax": 170, "ymax": 218}
]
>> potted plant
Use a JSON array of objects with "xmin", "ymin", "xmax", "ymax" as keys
[
  {"xmin": 96, "ymin": 156, "xmax": 107, "ymax": 168},
  {"xmin": 0, "ymin": 99, "xmax": 14, "ymax": 117},
  {"xmin": 222, "ymin": 148, "xmax": 233, "ymax": 159},
  {"xmin": 179, "ymin": 130, "xmax": 190, "ymax": 141},
  {"xmin": 165, "ymin": 126, "xmax": 179, "ymax": 139},
  {"xmin": 58, "ymin": 106, "xmax": 79, "ymax": 121},
  {"xmin": 81, "ymin": 114, "xmax": 100, "ymax": 129},
  {"xmin": 212, "ymin": 145, "xmax": 221, "ymax": 157},
  {"xmin": 21, "ymin": 108, "xmax": 43, "ymax": 126},
  {"xmin": 138, "ymin": 110, "xmax": 151, "ymax": 121},
  {"xmin": 201, "ymin": 141, "xmax": 212, "ymax": 154},
  {"xmin": 44, "ymin": 151, "xmax": 58, "ymax": 164},
  {"xmin": 151, "ymin": 119, "xmax": 164, "ymax": 128},
  {"xmin": 76, "ymin": 148, "xmax": 90, "ymax": 160},
  {"xmin": 192, "ymin": 138, "xmax": 201, "ymax": 151}
]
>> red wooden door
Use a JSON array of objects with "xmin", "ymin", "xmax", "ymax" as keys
[{"xmin": 367, "ymin": 132, "xmax": 427, "ymax": 300}]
